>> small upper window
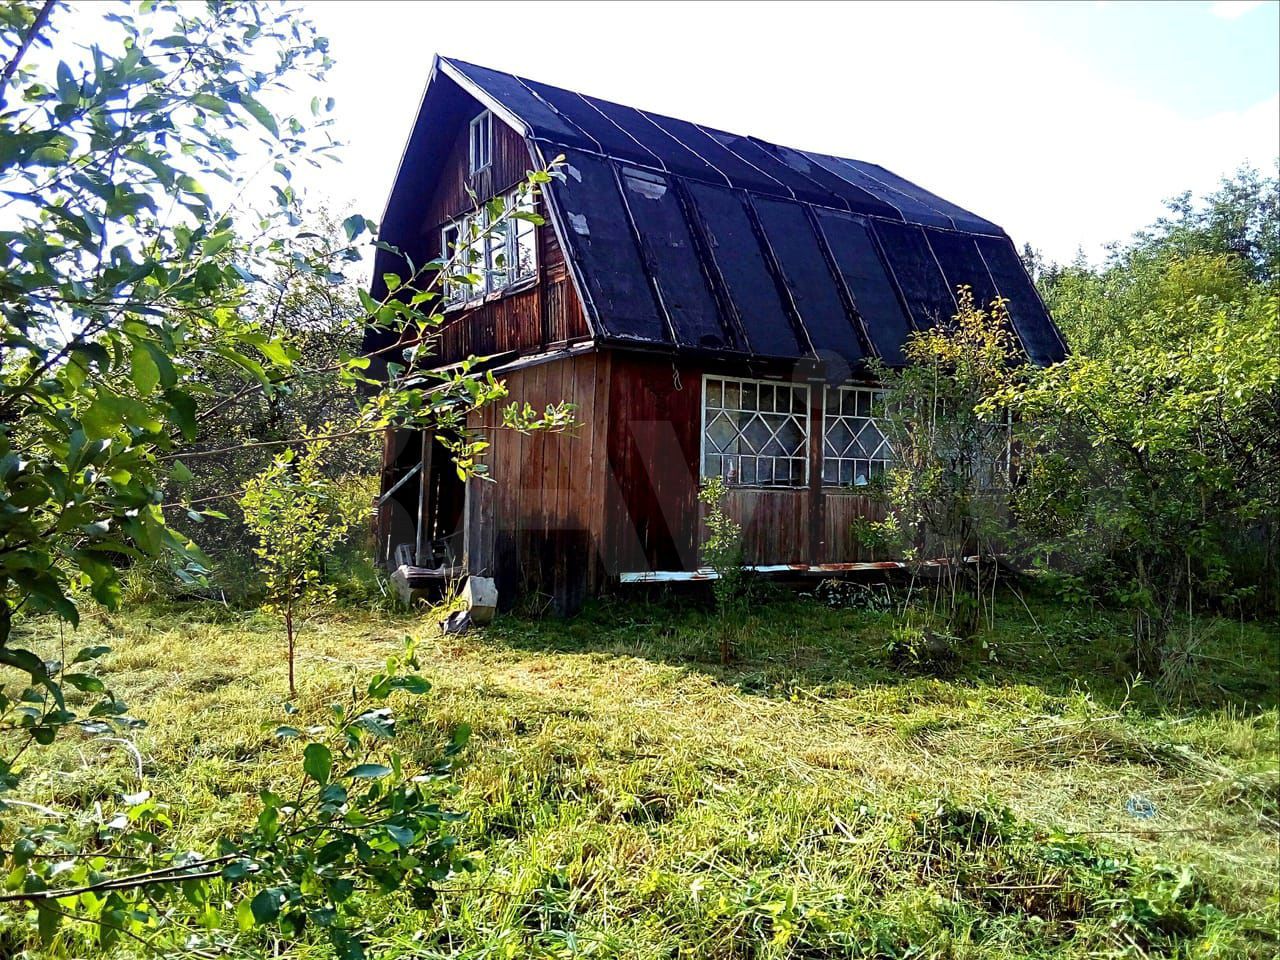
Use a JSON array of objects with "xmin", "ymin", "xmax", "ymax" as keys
[{"xmin": 469, "ymin": 110, "xmax": 492, "ymax": 174}]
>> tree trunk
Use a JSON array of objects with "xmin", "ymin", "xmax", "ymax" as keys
[{"xmin": 285, "ymin": 604, "xmax": 296, "ymax": 699}]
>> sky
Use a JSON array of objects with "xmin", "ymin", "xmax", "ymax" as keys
[{"xmin": 292, "ymin": 0, "xmax": 1279, "ymax": 268}]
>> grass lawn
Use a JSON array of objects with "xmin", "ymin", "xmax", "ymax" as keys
[{"xmin": 6, "ymin": 585, "xmax": 1278, "ymax": 958}]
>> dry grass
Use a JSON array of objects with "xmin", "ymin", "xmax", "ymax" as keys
[{"xmin": 6, "ymin": 591, "xmax": 1278, "ymax": 958}]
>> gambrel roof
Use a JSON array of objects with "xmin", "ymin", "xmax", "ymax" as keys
[{"xmin": 375, "ymin": 56, "xmax": 1067, "ymax": 371}]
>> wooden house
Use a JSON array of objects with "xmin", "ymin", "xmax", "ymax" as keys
[{"xmin": 363, "ymin": 56, "xmax": 1067, "ymax": 613}]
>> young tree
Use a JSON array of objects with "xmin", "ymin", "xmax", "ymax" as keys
[
  {"xmin": 697, "ymin": 477, "xmax": 746, "ymax": 664},
  {"xmin": 240, "ymin": 432, "xmax": 366, "ymax": 697},
  {"xmin": 867, "ymin": 288, "xmax": 1023, "ymax": 638}
]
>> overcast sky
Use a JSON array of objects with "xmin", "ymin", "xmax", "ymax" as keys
[{"xmin": 292, "ymin": 0, "xmax": 1278, "ymax": 268}]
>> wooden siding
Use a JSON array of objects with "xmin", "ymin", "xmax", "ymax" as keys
[
  {"xmin": 454, "ymin": 349, "xmax": 893, "ymax": 613},
  {"xmin": 401, "ymin": 113, "xmax": 590, "ymax": 369},
  {"xmin": 603, "ymin": 354, "xmax": 703, "ymax": 574},
  {"xmin": 600, "ymin": 353, "xmax": 887, "ymax": 574},
  {"xmin": 465, "ymin": 352, "xmax": 611, "ymax": 612},
  {"xmin": 822, "ymin": 492, "xmax": 888, "ymax": 563}
]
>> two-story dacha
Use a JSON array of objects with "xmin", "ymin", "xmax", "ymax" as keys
[{"xmin": 363, "ymin": 56, "xmax": 1067, "ymax": 613}]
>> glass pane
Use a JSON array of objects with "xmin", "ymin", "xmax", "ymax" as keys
[
  {"xmin": 707, "ymin": 412, "xmax": 737, "ymax": 453},
  {"xmin": 739, "ymin": 458, "xmax": 757, "ymax": 484},
  {"xmin": 828, "ymin": 420, "xmax": 852, "ymax": 456},
  {"xmin": 839, "ymin": 460, "xmax": 853, "ymax": 486},
  {"xmin": 724, "ymin": 381, "xmax": 740, "ymax": 410},
  {"xmin": 739, "ymin": 381, "xmax": 757, "ymax": 411},
  {"xmin": 823, "ymin": 460, "xmax": 837, "ymax": 484},
  {"xmin": 703, "ymin": 454, "xmax": 720, "ymax": 478},
  {"xmin": 743, "ymin": 415, "xmax": 770, "ymax": 453},
  {"xmin": 706, "ymin": 379, "xmax": 723, "ymax": 408},
  {"xmin": 855, "ymin": 390, "xmax": 871, "ymax": 418},
  {"xmin": 777, "ymin": 417, "xmax": 803, "ymax": 456},
  {"xmin": 758, "ymin": 384, "xmax": 774, "ymax": 412}
]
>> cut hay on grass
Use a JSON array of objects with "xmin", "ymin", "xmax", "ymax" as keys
[{"xmin": 5, "ymin": 592, "xmax": 1278, "ymax": 958}]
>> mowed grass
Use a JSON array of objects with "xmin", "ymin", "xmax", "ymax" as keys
[{"xmin": 7, "ymin": 586, "xmax": 1279, "ymax": 958}]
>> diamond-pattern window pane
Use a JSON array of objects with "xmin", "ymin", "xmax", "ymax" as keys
[
  {"xmin": 823, "ymin": 386, "xmax": 894, "ymax": 488},
  {"xmin": 701, "ymin": 376, "xmax": 809, "ymax": 486}
]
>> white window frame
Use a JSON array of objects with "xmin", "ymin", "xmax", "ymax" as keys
[
  {"xmin": 439, "ymin": 189, "xmax": 538, "ymax": 308},
  {"xmin": 822, "ymin": 385, "xmax": 893, "ymax": 488},
  {"xmin": 440, "ymin": 221, "xmax": 466, "ymax": 305},
  {"xmin": 700, "ymin": 375, "xmax": 810, "ymax": 488},
  {"xmin": 469, "ymin": 110, "xmax": 492, "ymax": 175}
]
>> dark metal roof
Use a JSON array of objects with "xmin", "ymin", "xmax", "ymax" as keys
[{"xmin": 427, "ymin": 57, "xmax": 1067, "ymax": 369}]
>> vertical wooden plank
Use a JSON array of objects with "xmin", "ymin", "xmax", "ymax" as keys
[
  {"xmin": 586, "ymin": 351, "xmax": 611, "ymax": 588},
  {"xmin": 807, "ymin": 379, "xmax": 824, "ymax": 566},
  {"xmin": 414, "ymin": 430, "xmax": 434, "ymax": 564}
]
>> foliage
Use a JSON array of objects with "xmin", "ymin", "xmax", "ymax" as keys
[
  {"xmin": 806, "ymin": 578, "xmax": 896, "ymax": 614},
  {"xmin": 165, "ymin": 209, "xmax": 371, "ymax": 598},
  {"xmin": 239, "ymin": 430, "xmax": 368, "ymax": 696},
  {"xmin": 1042, "ymin": 165, "xmax": 1278, "ymax": 356},
  {"xmin": 697, "ymin": 476, "xmax": 745, "ymax": 663},
  {"xmin": 1014, "ymin": 169, "xmax": 1280, "ymax": 674},
  {"xmin": 867, "ymin": 288, "xmax": 1023, "ymax": 637},
  {"xmin": 0, "ymin": 634, "xmax": 471, "ymax": 957},
  {"xmin": 0, "ymin": 0, "xmax": 564, "ymax": 950},
  {"xmin": 883, "ymin": 623, "xmax": 959, "ymax": 675}
]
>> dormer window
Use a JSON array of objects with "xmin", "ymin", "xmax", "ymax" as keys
[{"xmin": 469, "ymin": 110, "xmax": 492, "ymax": 174}]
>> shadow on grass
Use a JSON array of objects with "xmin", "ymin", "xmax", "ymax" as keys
[{"xmin": 478, "ymin": 580, "xmax": 1280, "ymax": 719}]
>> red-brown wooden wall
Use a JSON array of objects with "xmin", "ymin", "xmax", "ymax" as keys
[{"xmin": 462, "ymin": 349, "xmax": 891, "ymax": 607}]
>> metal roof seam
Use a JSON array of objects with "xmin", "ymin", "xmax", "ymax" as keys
[
  {"xmin": 862, "ymin": 216, "xmax": 923, "ymax": 340},
  {"xmin": 838, "ymin": 157, "xmax": 957, "ymax": 229},
  {"xmin": 919, "ymin": 227, "xmax": 962, "ymax": 320},
  {"xmin": 512, "ymin": 76, "xmax": 604, "ymax": 155},
  {"xmin": 569, "ymin": 91, "xmax": 669, "ymax": 170},
  {"xmin": 633, "ymin": 110, "xmax": 734, "ymax": 188},
  {"xmin": 527, "ymin": 138, "xmax": 606, "ymax": 344},
  {"xmin": 691, "ymin": 121, "xmax": 797, "ymax": 200},
  {"xmin": 740, "ymin": 193, "xmax": 820, "ymax": 362},
  {"xmin": 671, "ymin": 177, "xmax": 753, "ymax": 353},
  {"xmin": 806, "ymin": 208, "xmax": 883, "ymax": 365},
  {"xmin": 608, "ymin": 162, "xmax": 682, "ymax": 348},
  {"xmin": 757, "ymin": 140, "xmax": 854, "ymax": 214},
  {"xmin": 970, "ymin": 237, "xmax": 1032, "ymax": 360},
  {"xmin": 804, "ymin": 152, "xmax": 920, "ymax": 224}
]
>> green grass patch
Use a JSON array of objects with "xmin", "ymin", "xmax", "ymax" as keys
[{"xmin": 5, "ymin": 589, "xmax": 1277, "ymax": 958}]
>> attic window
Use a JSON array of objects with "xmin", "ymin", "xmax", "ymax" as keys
[
  {"xmin": 440, "ymin": 188, "xmax": 538, "ymax": 306},
  {"xmin": 469, "ymin": 110, "xmax": 492, "ymax": 174}
]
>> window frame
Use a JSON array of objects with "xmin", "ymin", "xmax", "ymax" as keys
[
  {"xmin": 699, "ymin": 374, "xmax": 811, "ymax": 489},
  {"xmin": 468, "ymin": 110, "xmax": 492, "ymax": 175},
  {"xmin": 822, "ymin": 385, "xmax": 893, "ymax": 489},
  {"xmin": 440, "ymin": 221, "xmax": 466, "ymax": 305},
  {"xmin": 439, "ymin": 189, "xmax": 538, "ymax": 309}
]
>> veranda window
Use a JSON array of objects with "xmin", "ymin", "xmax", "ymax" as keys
[
  {"xmin": 823, "ymin": 386, "xmax": 892, "ymax": 487},
  {"xmin": 701, "ymin": 376, "xmax": 809, "ymax": 487}
]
